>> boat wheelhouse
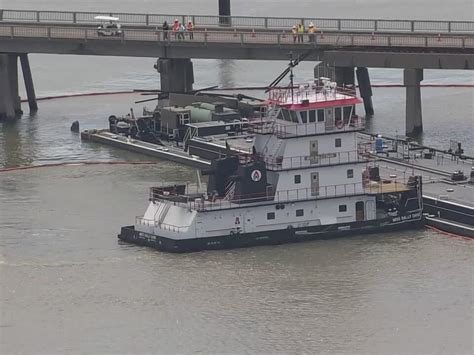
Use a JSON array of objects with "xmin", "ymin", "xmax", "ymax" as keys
[{"xmin": 119, "ymin": 78, "xmax": 423, "ymax": 252}]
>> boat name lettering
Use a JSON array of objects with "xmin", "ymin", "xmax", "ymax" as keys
[{"xmin": 392, "ymin": 212, "xmax": 421, "ymax": 222}]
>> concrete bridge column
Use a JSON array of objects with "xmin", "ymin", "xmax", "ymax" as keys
[
  {"xmin": 404, "ymin": 68, "xmax": 423, "ymax": 137},
  {"xmin": 19, "ymin": 54, "xmax": 38, "ymax": 112},
  {"xmin": 356, "ymin": 67, "xmax": 374, "ymax": 117},
  {"xmin": 156, "ymin": 58, "xmax": 194, "ymax": 94},
  {"xmin": 219, "ymin": 0, "xmax": 231, "ymax": 26},
  {"xmin": 335, "ymin": 66, "xmax": 355, "ymax": 87},
  {"xmin": 0, "ymin": 54, "xmax": 22, "ymax": 120}
]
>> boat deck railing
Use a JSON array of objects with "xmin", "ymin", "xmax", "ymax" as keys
[
  {"xmin": 262, "ymin": 149, "xmax": 369, "ymax": 170},
  {"xmin": 248, "ymin": 115, "xmax": 365, "ymax": 137},
  {"xmin": 268, "ymin": 84, "xmax": 357, "ymax": 105},
  {"xmin": 135, "ymin": 216, "xmax": 191, "ymax": 233},
  {"xmin": 149, "ymin": 176, "xmax": 414, "ymax": 212}
]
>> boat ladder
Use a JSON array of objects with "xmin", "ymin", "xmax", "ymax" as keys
[
  {"xmin": 156, "ymin": 203, "xmax": 171, "ymax": 226},
  {"xmin": 183, "ymin": 126, "xmax": 198, "ymax": 147},
  {"xmin": 224, "ymin": 181, "xmax": 236, "ymax": 201}
]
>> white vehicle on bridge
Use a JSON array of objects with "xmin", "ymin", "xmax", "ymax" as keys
[{"xmin": 95, "ymin": 16, "xmax": 123, "ymax": 37}]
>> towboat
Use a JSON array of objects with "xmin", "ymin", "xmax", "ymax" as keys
[{"xmin": 118, "ymin": 78, "xmax": 424, "ymax": 252}]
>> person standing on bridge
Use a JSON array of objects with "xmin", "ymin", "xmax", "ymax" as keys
[
  {"xmin": 172, "ymin": 19, "xmax": 180, "ymax": 40},
  {"xmin": 162, "ymin": 20, "xmax": 170, "ymax": 40},
  {"xmin": 178, "ymin": 22, "xmax": 186, "ymax": 40},
  {"xmin": 297, "ymin": 23, "xmax": 305, "ymax": 43},
  {"xmin": 291, "ymin": 25, "xmax": 297, "ymax": 43},
  {"xmin": 187, "ymin": 20, "xmax": 194, "ymax": 40},
  {"xmin": 308, "ymin": 22, "xmax": 316, "ymax": 42}
]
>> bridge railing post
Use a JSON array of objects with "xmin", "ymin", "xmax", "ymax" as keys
[
  {"xmin": 240, "ymin": 32, "xmax": 244, "ymax": 45},
  {"xmin": 73, "ymin": 12, "xmax": 77, "ymax": 24},
  {"xmin": 337, "ymin": 19, "xmax": 341, "ymax": 31},
  {"xmin": 36, "ymin": 11, "xmax": 40, "ymax": 23},
  {"xmin": 264, "ymin": 17, "xmax": 268, "ymax": 29},
  {"xmin": 277, "ymin": 33, "xmax": 281, "ymax": 46},
  {"xmin": 10, "ymin": 26, "xmax": 14, "ymax": 39},
  {"xmin": 448, "ymin": 21, "xmax": 451, "ymax": 32},
  {"xmin": 145, "ymin": 14, "xmax": 149, "ymax": 26},
  {"xmin": 410, "ymin": 21, "xmax": 414, "ymax": 32},
  {"xmin": 0, "ymin": 10, "xmax": 3, "ymax": 21},
  {"xmin": 47, "ymin": 27, "xmax": 51, "ymax": 39},
  {"xmin": 374, "ymin": 20, "xmax": 378, "ymax": 32}
]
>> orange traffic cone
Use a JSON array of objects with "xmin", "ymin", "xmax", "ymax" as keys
[{"xmin": 251, "ymin": 29, "xmax": 256, "ymax": 38}]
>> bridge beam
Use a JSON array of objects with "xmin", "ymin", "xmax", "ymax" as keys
[
  {"xmin": 156, "ymin": 58, "xmax": 194, "ymax": 94},
  {"xmin": 404, "ymin": 68, "xmax": 424, "ymax": 137},
  {"xmin": 19, "ymin": 54, "xmax": 38, "ymax": 112},
  {"xmin": 0, "ymin": 54, "xmax": 22, "ymax": 120},
  {"xmin": 356, "ymin": 67, "xmax": 374, "ymax": 117}
]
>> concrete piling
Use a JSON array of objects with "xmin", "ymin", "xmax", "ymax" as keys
[
  {"xmin": 155, "ymin": 58, "xmax": 194, "ymax": 94},
  {"xmin": 0, "ymin": 54, "xmax": 22, "ymax": 120},
  {"xmin": 404, "ymin": 68, "xmax": 424, "ymax": 137},
  {"xmin": 19, "ymin": 54, "xmax": 38, "ymax": 112},
  {"xmin": 356, "ymin": 67, "xmax": 374, "ymax": 117}
]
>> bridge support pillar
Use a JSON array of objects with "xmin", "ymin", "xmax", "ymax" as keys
[
  {"xmin": 219, "ymin": 0, "xmax": 231, "ymax": 26},
  {"xmin": 356, "ymin": 67, "xmax": 374, "ymax": 117},
  {"xmin": 19, "ymin": 54, "xmax": 38, "ymax": 112},
  {"xmin": 335, "ymin": 66, "xmax": 354, "ymax": 87},
  {"xmin": 156, "ymin": 58, "xmax": 194, "ymax": 94},
  {"xmin": 0, "ymin": 54, "xmax": 22, "ymax": 120},
  {"xmin": 404, "ymin": 68, "xmax": 423, "ymax": 137}
]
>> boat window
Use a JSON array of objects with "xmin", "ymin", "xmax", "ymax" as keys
[
  {"xmin": 347, "ymin": 169, "xmax": 354, "ymax": 178},
  {"xmin": 335, "ymin": 107, "xmax": 342, "ymax": 120},
  {"xmin": 343, "ymin": 106, "xmax": 353, "ymax": 120},
  {"xmin": 339, "ymin": 205, "xmax": 347, "ymax": 212},
  {"xmin": 309, "ymin": 110, "xmax": 316, "ymax": 123},
  {"xmin": 294, "ymin": 175, "xmax": 301, "ymax": 184},
  {"xmin": 317, "ymin": 109, "xmax": 325, "ymax": 122},
  {"xmin": 282, "ymin": 109, "xmax": 292, "ymax": 122},
  {"xmin": 300, "ymin": 111, "xmax": 308, "ymax": 123},
  {"xmin": 296, "ymin": 209, "xmax": 304, "ymax": 217},
  {"xmin": 267, "ymin": 212, "xmax": 275, "ymax": 220},
  {"xmin": 290, "ymin": 110, "xmax": 299, "ymax": 123},
  {"xmin": 335, "ymin": 138, "xmax": 342, "ymax": 147}
]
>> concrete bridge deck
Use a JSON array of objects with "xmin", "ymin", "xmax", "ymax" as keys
[{"xmin": 0, "ymin": 24, "xmax": 472, "ymax": 66}]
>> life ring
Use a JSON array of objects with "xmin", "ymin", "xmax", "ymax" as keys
[{"xmin": 335, "ymin": 120, "xmax": 344, "ymax": 129}]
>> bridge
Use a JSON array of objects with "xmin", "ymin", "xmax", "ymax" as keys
[{"xmin": 0, "ymin": 8, "xmax": 473, "ymax": 136}]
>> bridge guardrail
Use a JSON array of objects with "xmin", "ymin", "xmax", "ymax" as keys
[
  {"xmin": 0, "ymin": 25, "xmax": 472, "ymax": 50},
  {"xmin": 1, "ymin": 9, "xmax": 473, "ymax": 34}
]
